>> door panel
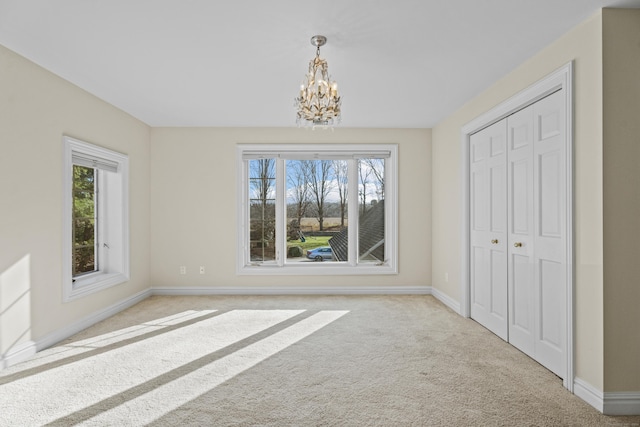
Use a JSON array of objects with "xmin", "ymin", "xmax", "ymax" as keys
[
  {"xmin": 471, "ymin": 246, "xmax": 487, "ymax": 309},
  {"xmin": 539, "ymin": 259, "xmax": 563, "ymax": 349},
  {"xmin": 507, "ymin": 104, "xmax": 535, "ymax": 357},
  {"xmin": 511, "ymin": 159, "xmax": 530, "ymax": 235},
  {"xmin": 490, "ymin": 165, "xmax": 506, "ymax": 232},
  {"xmin": 490, "ymin": 248, "xmax": 507, "ymax": 319},
  {"xmin": 533, "ymin": 90, "xmax": 566, "ymax": 378},
  {"xmin": 511, "ymin": 254, "xmax": 532, "ymax": 331},
  {"xmin": 472, "ymin": 170, "xmax": 487, "ymax": 232},
  {"xmin": 539, "ymin": 151, "xmax": 562, "ymax": 238},
  {"xmin": 470, "ymin": 121, "xmax": 508, "ymax": 341}
]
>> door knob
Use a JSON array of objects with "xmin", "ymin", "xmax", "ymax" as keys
[
  {"xmin": 514, "ymin": 242, "xmax": 523, "ymax": 248},
  {"xmin": 491, "ymin": 239, "xmax": 499, "ymax": 244}
]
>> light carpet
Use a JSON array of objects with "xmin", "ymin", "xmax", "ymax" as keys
[{"xmin": 1, "ymin": 295, "xmax": 639, "ymax": 426}]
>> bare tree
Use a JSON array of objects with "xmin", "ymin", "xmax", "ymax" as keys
[
  {"xmin": 333, "ymin": 160, "xmax": 348, "ymax": 228},
  {"xmin": 362, "ymin": 158, "xmax": 385, "ymax": 201},
  {"xmin": 287, "ymin": 160, "xmax": 311, "ymax": 234},
  {"xmin": 307, "ymin": 160, "xmax": 334, "ymax": 231},
  {"xmin": 250, "ymin": 158, "xmax": 275, "ymax": 210},
  {"xmin": 358, "ymin": 160, "xmax": 373, "ymax": 216}
]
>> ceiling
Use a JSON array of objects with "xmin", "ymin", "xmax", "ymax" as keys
[{"xmin": 1, "ymin": 1, "xmax": 638, "ymax": 128}]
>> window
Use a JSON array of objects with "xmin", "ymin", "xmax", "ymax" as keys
[
  {"xmin": 62, "ymin": 136, "xmax": 129, "ymax": 301},
  {"xmin": 237, "ymin": 144, "xmax": 398, "ymax": 275}
]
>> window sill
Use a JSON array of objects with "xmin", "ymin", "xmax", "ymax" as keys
[{"xmin": 65, "ymin": 272, "xmax": 129, "ymax": 302}]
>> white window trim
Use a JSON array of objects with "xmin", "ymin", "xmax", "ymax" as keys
[
  {"xmin": 236, "ymin": 143, "xmax": 398, "ymax": 276},
  {"xmin": 62, "ymin": 136, "xmax": 130, "ymax": 301}
]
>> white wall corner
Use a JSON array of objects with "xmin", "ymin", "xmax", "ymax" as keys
[{"xmin": 430, "ymin": 287, "xmax": 461, "ymax": 314}]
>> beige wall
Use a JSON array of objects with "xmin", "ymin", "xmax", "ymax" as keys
[
  {"xmin": 149, "ymin": 127, "xmax": 431, "ymax": 289},
  {"xmin": 0, "ymin": 44, "xmax": 151, "ymax": 355},
  {"xmin": 432, "ymin": 12, "xmax": 605, "ymax": 389},
  {"xmin": 602, "ymin": 9, "xmax": 640, "ymax": 392}
]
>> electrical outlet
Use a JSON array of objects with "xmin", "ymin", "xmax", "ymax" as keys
[
  {"xmin": 199, "ymin": 266, "xmax": 205, "ymax": 274},
  {"xmin": 180, "ymin": 266, "xmax": 186, "ymax": 275},
  {"xmin": 445, "ymin": 272, "xmax": 449, "ymax": 282}
]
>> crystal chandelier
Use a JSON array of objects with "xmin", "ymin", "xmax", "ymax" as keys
[{"xmin": 294, "ymin": 35, "xmax": 342, "ymax": 127}]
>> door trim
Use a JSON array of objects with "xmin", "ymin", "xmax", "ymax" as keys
[{"xmin": 459, "ymin": 62, "xmax": 574, "ymax": 391}]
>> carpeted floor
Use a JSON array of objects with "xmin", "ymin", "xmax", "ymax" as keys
[{"xmin": 1, "ymin": 295, "xmax": 639, "ymax": 426}]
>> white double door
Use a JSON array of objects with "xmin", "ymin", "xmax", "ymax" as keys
[{"xmin": 469, "ymin": 90, "xmax": 567, "ymax": 378}]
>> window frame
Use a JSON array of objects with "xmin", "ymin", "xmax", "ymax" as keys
[
  {"xmin": 236, "ymin": 143, "xmax": 398, "ymax": 275},
  {"xmin": 62, "ymin": 136, "xmax": 129, "ymax": 301}
]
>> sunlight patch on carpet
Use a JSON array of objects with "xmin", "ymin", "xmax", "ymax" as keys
[
  {"xmin": 22, "ymin": 310, "xmax": 218, "ymax": 368},
  {"xmin": 83, "ymin": 310, "xmax": 349, "ymax": 426},
  {"xmin": 0, "ymin": 309, "xmax": 306, "ymax": 425}
]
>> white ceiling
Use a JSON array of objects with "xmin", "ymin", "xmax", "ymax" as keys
[{"xmin": 1, "ymin": 0, "xmax": 639, "ymax": 128}]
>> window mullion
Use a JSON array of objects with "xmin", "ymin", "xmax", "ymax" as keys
[
  {"xmin": 347, "ymin": 159, "xmax": 358, "ymax": 266},
  {"xmin": 243, "ymin": 159, "xmax": 252, "ymax": 266},
  {"xmin": 275, "ymin": 158, "xmax": 286, "ymax": 267}
]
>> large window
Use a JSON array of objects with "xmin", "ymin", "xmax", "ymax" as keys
[
  {"xmin": 63, "ymin": 136, "xmax": 129, "ymax": 301},
  {"xmin": 237, "ymin": 144, "xmax": 397, "ymax": 275}
]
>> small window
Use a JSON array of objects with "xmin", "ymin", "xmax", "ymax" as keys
[
  {"xmin": 62, "ymin": 136, "xmax": 129, "ymax": 301},
  {"xmin": 237, "ymin": 144, "xmax": 398, "ymax": 275}
]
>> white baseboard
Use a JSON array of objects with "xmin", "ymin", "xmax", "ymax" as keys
[
  {"xmin": 603, "ymin": 391, "xmax": 640, "ymax": 416},
  {"xmin": 151, "ymin": 286, "xmax": 432, "ymax": 296},
  {"xmin": 0, "ymin": 288, "xmax": 151, "ymax": 370},
  {"xmin": 430, "ymin": 287, "xmax": 461, "ymax": 314},
  {"xmin": 574, "ymin": 377, "xmax": 640, "ymax": 415},
  {"xmin": 574, "ymin": 377, "xmax": 604, "ymax": 412},
  {"xmin": 36, "ymin": 288, "xmax": 152, "ymax": 352},
  {"xmin": 1, "ymin": 340, "xmax": 37, "ymax": 370}
]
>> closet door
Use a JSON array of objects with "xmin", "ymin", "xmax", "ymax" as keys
[
  {"xmin": 506, "ymin": 91, "xmax": 566, "ymax": 378},
  {"xmin": 468, "ymin": 88, "xmax": 568, "ymax": 380},
  {"xmin": 532, "ymin": 90, "xmax": 566, "ymax": 378},
  {"xmin": 507, "ymin": 105, "xmax": 536, "ymax": 357},
  {"xmin": 469, "ymin": 120, "xmax": 508, "ymax": 341}
]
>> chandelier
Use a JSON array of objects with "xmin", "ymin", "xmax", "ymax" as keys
[{"xmin": 294, "ymin": 35, "xmax": 342, "ymax": 127}]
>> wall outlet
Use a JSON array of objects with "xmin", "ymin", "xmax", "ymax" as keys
[
  {"xmin": 199, "ymin": 266, "xmax": 205, "ymax": 274},
  {"xmin": 179, "ymin": 266, "xmax": 186, "ymax": 275},
  {"xmin": 445, "ymin": 272, "xmax": 449, "ymax": 283}
]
